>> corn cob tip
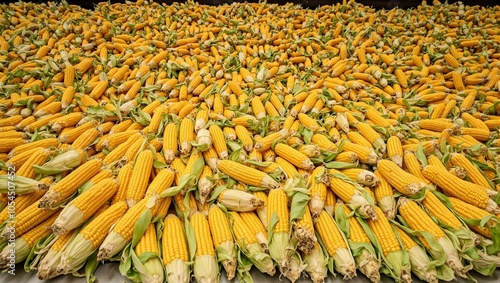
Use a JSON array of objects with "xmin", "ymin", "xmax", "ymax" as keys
[
  {"xmin": 221, "ymin": 258, "xmax": 236, "ymax": 281},
  {"xmin": 294, "ymin": 227, "xmax": 316, "ymax": 255},
  {"xmin": 358, "ymin": 251, "xmax": 380, "ymax": 283},
  {"xmin": 401, "ymin": 269, "xmax": 412, "ymax": 283}
]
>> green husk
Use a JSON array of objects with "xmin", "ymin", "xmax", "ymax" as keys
[
  {"xmin": 303, "ymin": 245, "xmax": 328, "ymax": 283},
  {"xmin": 25, "ymin": 232, "xmax": 57, "ymax": 273},
  {"xmin": 236, "ymin": 252, "xmax": 254, "ymax": 283},
  {"xmin": 0, "ymin": 175, "xmax": 49, "ymax": 194},
  {"xmin": 215, "ymin": 241, "xmax": 237, "ymax": 280},
  {"xmin": 33, "ymin": 149, "xmax": 84, "ymax": 175}
]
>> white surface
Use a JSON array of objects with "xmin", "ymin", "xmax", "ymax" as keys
[{"xmin": 3, "ymin": 262, "xmax": 500, "ymax": 283}]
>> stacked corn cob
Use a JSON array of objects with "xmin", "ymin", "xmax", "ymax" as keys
[{"xmin": 1, "ymin": 0, "xmax": 500, "ymax": 282}]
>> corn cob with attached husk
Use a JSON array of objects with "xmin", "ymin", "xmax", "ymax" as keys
[
  {"xmin": 36, "ymin": 230, "xmax": 77, "ymax": 280},
  {"xmin": 217, "ymin": 189, "xmax": 264, "ymax": 212},
  {"xmin": 39, "ymin": 159, "xmax": 102, "ymax": 209},
  {"xmin": 0, "ymin": 213, "xmax": 58, "ymax": 268},
  {"xmin": 162, "ymin": 214, "xmax": 190, "ymax": 283},
  {"xmin": 58, "ymin": 201, "xmax": 128, "ymax": 275},
  {"xmin": 364, "ymin": 206, "xmax": 412, "ymax": 283},
  {"xmin": 377, "ymin": 159, "xmax": 426, "ymax": 196},
  {"xmin": 329, "ymin": 169, "xmax": 377, "ymax": 220},
  {"xmin": 397, "ymin": 197, "xmax": 468, "ymax": 278},
  {"xmin": 190, "ymin": 212, "xmax": 218, "ymax": 283},
  {"xmin": 98, "ymin": 197, "xmax": 158, "ymax": 261},
  {"xmin": 51, "ymin": 178, "xmax": 118, "ymax": 235},
  {"xmin": 218, "ymin": 160, "xmax": 279, "ymax": 190},
  {"xmin": 208, "ymin": 204, "xmax": 237, "ymax": 280},
  {"xmin": 335, "ymin": 202, "xmax": 381, "ymax": 282},
  {"xmin": 392, "ymin": 224, "xmax": 440, "ymax": 283}
]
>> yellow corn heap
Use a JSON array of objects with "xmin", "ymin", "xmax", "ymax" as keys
[
  {"xmin": 133, "ymin": 224, "xmax": 164, "ymax": 283},
  {"xmin": 207, "ymin": 205, "xmax": 236, "ymax": 280},
  {"xmin": 335, "ymin": 202, "xmax": 380, "ymax": 283},
  {"xmin": 39, "ymin": 159, "xmax": 102, "ymax": 209},
  {"xmin": 162, "ymin": 214, "xmax": 190, "ymax": 283},
  {"xmin": 36, "ymin": 230, "xmax": 76, "ymax": 280},
  {"xmin": 218, "ymin": 160, "xmax": 279, "ymax": 190},
  {"xmin": 52, "ymin": 178, "xmax": 119, "ymax": 235},
  {"xmin": 228, "ymin": 211, "xmax": 275, "ymax": 276},
  {"xmin": 190, "ymin": 212, "xmax": 218, "ymax": 283},
  {"xmin": 126, "ymin": 149, "xmax": 154, "ymax": 207},
  {"xmin": 398, "ymin": 197, "xmax": 467, "ymax": 277},
  {"xmin": 329, "ymin": 169, "xmax": 376, "ymax": 220},
  {"xmin": 449, "ymin": 197, "xmax": 498, "ymax": 240},
  {"xmin": 98, "ymin": 197, "xmax": 157, "ymax": 261},
  {"xmin": 0, "ymin": 213, "xmax": 58, "ymax": 268},
  {"xmin": 392, "ymin": 225, "xmax": 439, "ymax": 283},
  {"xmin": 422, "ymin": 165, "xmax": 499, "ymax": 214},
  {"xmin": 377, "ymin": 159, "xmax": 426, "ymax": 196},
  {"xmin": 58, "ymin": 201, "xmax": 128, "ymax": 275},
  {"xmin": 341, "ymin": 168, "xmax": 380, "ymax": 187},
  {"xmin": 315, "ymin": 210, "xmax": 356, "ymax": 279}
]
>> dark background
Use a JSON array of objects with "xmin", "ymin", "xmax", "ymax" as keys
[{"xmin": 1, "ymin": 0, "xmax": 499, "ymax": 9}]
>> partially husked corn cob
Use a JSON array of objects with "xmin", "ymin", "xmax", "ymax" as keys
[
  {"xmin": 98, "ymin": 197, "xmax": 157, "ymax": 261},
  {"xmin": 365, "ymin": 206, "xmax": 412, "ymax": 283},
  {"xmin": 133, "ymin": 223, "xmax": 164, "ymax": 283},
  {"xmin": 217, "ymin": 189, "xmax": 264, "ymax": 212},
  {"xmin": 208, "ymin": 205, "xmax": 236, "ymax": 280},
  {"xmin": 329, "ymin": 169, "xmax": 376, "ymax": 220},
  {"xmin": 398, "ymin": 197, "xmax": 467, "ymax": 277},
  {"xmin": 449, "ymin": 197, "xmax": 498, "ymax": 240},
  {"xmin": 52, "ymin": 178, "xmax": 119, "ymax": 235},
  {"xmin": 315, "ymin": 210, "xmax": 356, "ymax": 280},
  {"xmin": 191, "ymin": 212, "xmax": 218, "ymax": 283},
  {"xmin": 335, "ymin": 203, "xmax": 380, "ymax": 283},
  {"xmin": 377, "ymin": 159, "xmax": 425, "ymax": 196},
  {"xmin": 162, "ymin": 214, "xmax": 190, "ymax": 283},
  {"xmin": 36, "ymin": 230, "xmax": 77, "ymax": 280},
  {"xmin": 218, "ymin": 160, "xmax": 279, "ymax": 190},
  {"xmin": 392, "ymin": 225, "xmax": 439, "ymax": 283},
  {"xmin": 58, "ymin": 201, "xmax": 128, "ymax": 275},
  {"xmin": 39, "ymin": 159, "xmax": 103, "ymax": 209}
]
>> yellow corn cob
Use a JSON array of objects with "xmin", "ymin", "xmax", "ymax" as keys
[
  {"xmin": 98, "ymin": 197, "xmax": 158, "ymax": 261},
  {"xmin": 421, "ymin": 191, "xmax": 463, "ymax": 230},
  {"xmin": 16, "ymin": 148, "xmax": 50, "ymax": 178},
  {"xmin": 58, "ymin": 122, "xmax": 95, "ymax": 144},
  {"xmin": 0, "ymin": 190, "xmax": 45, "ymax": 224},
  {"xmin": 315, "ymin": 210, "xmax": 356, "ymax": 279},
  {"xmin": 208, "ymin": 205, "xmax": 236, "ymax": 280},
  {"xmin": 422, "ymin": 165, "xmax": 498, "ymax": 214},
  {"xmin": 398, "ymin": 197, "xmax": 467, "ymax": 277},
  {"xmin": 293, "ymin": 205, "xmax": 317, "ymax": 255},
  {"xmin": 450, "ymin": 153, "xmax": 491, "ymax": 189},
  {"xmin": 254, "ymin": 130, "xmax": 287, "ymax": 152},
  {"xmin": 229, "ymin": 211, "xmax": 275, "ymax": 275},
  {"xmin": 179, "ymin": 117, "xmax": 194, "ymax": 155},
  {"xmin": 40, "ymin": 159, "xmax": 103, "ymax": 209},
  {"xmin": 58, "ymin": 201, "xmax": 128, "ymax": 275},
  {"xmin": 387, "ymin": 136, "xmax": 403, "ymax": 167},
  {"xmin": 449, "ymin": 197, "xmax": 496, "ymax": 239},
  {"xmin": 209, "ymin": 124, "xmax": 228, "ymax": 159},
  {"xmin": 0, "ymin": 199, "xmax": 61, "ymax": 239},
  {"xmin": 52, "ymin": 178, "xmax": 119, "ymax": 235},
  {"xmin": 191, "ymin": 212, "xmax": 218, "ymax": 283},
  {"xmin": 274, "ymin": 143, "xmax": 314, "ymax": 170},
  {"xmin": 218, "ymin": 160, "xmax": 279, "ymax": 189},
  {"xmin": 126, "ymin": 150, "xmax": 154, "ymax": 207},
  {"xmin": 402, "ymin": 150, "xmax": 430, "ymax": 184},
  {"xmin": 0, "ymin": 213, "xmax": 58, "ymax": 266},
  {"xmin": 162, "ymin": 214, "xmax": 190, "ymax": 283},
  {"xmin": 163, "ymin": 123, "xmax": 179, "ymax": 163},
  {"xmin": 134, "ymin": 223, "xmax": 164, "ymax": 283},
  {"xmin": 64, "ymin": 65, "xmax": 75, "ymax": 87},
  {"xmin": 377, "ymin": 159, "xmax": 425, "ymax": 196},
  {"xmin": 235, "ymin": 125, "xmax": 253, "ymax": 152},
  {"xmin": 342, "ymin": 142, "xmax": 379, "ymax": 164},
  {"xmin": 71, "ymin": 128, "xmax": 99, "ymax": 150},
  {"xmin": 9, "ymin": 137, "xmax": 59, "ymax": 157},
  {"xmin": 392, "ymin": 224, "xmax": 439, "ymax": 283}
]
